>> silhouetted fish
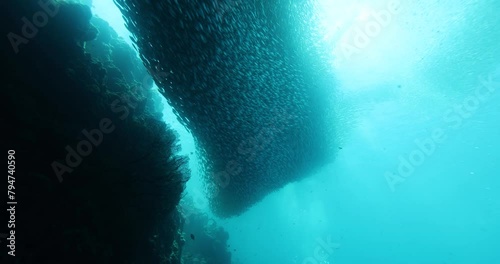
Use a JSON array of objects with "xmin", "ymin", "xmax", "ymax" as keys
[
  {"xmin": 114, "ymin": 0, "xmax": 337, "ymax": 218},
  {"xmin": 190, "ymin": 234, "xmax": 195, "ymax": 240}
]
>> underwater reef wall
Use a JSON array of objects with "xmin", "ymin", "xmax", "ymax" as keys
[
  {"xmin": 114, "ymin": 0, "xmax": 336, "ymax": 217},
  {"xmin": 2, "ymin": 1, "xmax": 188, "ymax": 263},
  {"xmin": 180, "ymin": 196, "xmax": 232, "ymax": 264}
]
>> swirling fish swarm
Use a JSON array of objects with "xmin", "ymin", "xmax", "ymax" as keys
[{"xmin": 114, "ymin": 0, "xmax": 337, "ymax": 217}]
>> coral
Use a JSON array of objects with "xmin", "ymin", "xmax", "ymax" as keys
[
  {"xmin": 1, "ymin": 1, "xmax": 187, "ymax": 263},
  {"xmin": 84, "ymin": 15, "xmax": 164, "ymax": 119},
  {"xmin": 179, "ymin": 197, "xmax": 231, "ymax": 264}
]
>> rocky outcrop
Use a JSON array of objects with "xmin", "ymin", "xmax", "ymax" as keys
[
  {"xmin": 1, "ymin": 1, "xmax": 188, "ymax": 263},
  {"xmin": 180, "ymin": 196, "xmax": 232, "ymax": 264}
]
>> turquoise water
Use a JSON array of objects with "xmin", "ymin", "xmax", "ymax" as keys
[{"xmin": 93, "ymin": 0, "xmax": 500, "ymax": 263}]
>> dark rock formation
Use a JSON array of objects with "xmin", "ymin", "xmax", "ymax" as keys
[
  {"xmin": 85, "ymin": 15, "xmax": 164, "ymax": 120},
  {"xmin": 1, "ymin": 1, "xmax": 188, "ymax": 263},
  {"xmin": 180, "ymin": 197, "xmax": 232, "ymax": 264},
  {"xmin": 114, "ymin": 0, "xmax": 336, "ymax": 217}
]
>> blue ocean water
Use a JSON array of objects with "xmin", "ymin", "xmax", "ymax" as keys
[{"xmin": 92, "ymin": 0, "xmax": 500, "ymax": 263}]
